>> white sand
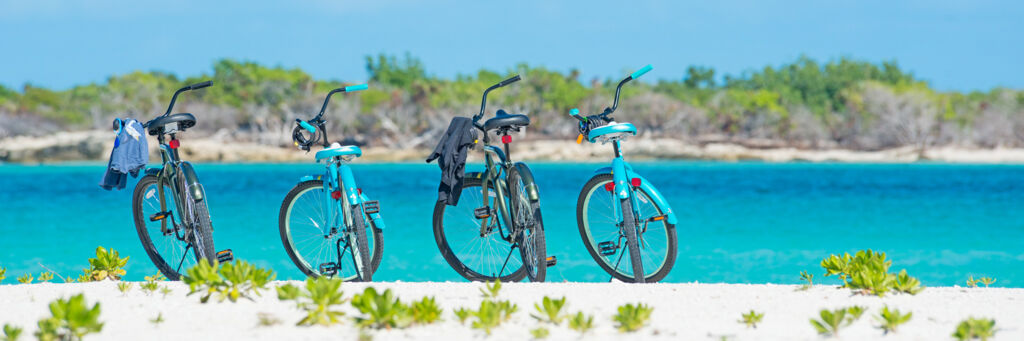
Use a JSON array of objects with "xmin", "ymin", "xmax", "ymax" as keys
[{"xmin": 0, "ymin": 281, "xmax": 1020, "ymax": 340}]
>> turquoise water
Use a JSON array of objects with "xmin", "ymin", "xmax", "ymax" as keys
[{"xmin": 1, "ymin": 162, "xmax": 1022, "ymax": 286}]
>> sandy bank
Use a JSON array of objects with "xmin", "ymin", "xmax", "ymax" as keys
[
  {"xmin": 0, "ymin": 281, "xmax": 1020, "ymax": 340},
  {"xmin": 5, "ymin": 131, "xmax": 1024, "ymax": 163}
]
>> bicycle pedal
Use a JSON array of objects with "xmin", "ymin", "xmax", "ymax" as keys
[
  {"xmin": 473, "ymin": 206, "xmax": 492, "ymax": 219},
  {"xmin": 149, "ymin": 211, "xmax": 171, "ymax": 222},
  {"xmin": 598, "ymin": 241, "xmax": 618, "ymax": 256},
  {"xmin": 318, "ymin": 262, "xmax": 339, "ymax": 276},
  {"xmin": 216, "ymin": 249, "xmax": 234, "ymax": 263},
  {"xmin": 363, "ymin": 200, "xmax": 380, "ymax": 214},
  {"xmin": 546, "ymin": 256, "xmax": 557, "ymax": 267}
]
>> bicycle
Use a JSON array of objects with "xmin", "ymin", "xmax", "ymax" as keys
[
  {"xmin": 568, "ymin": 65, "xmax": 679, "ymax": 283},
  {"xmin": 132, "ymin": 81, "xmax": 231, "ymax": 280},
  {"xmin": 432, "ymin": 75, "xmax": 549, "ymax": 282},
  {"xmin": 278, "ymin": 84, "xmax": 384, "ymax": 281}
]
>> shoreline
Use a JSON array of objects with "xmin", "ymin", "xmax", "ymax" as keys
[
  {"xmin": 5, "ymin": 131, "xmax": 1024, "ymax": 164},
  {"xmin": 0, "ymin": 281, "xmax": 1020, "ymax": 340}
]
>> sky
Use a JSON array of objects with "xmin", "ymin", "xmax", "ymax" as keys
[{"xmin": 0, "ymin": 0, "xmax": 1021, "ymax": 92}]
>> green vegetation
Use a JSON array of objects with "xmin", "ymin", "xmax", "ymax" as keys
[
  {"xmin": 140, "ymin": 273, "xmax": 164, "ymax": 295},
  {"xmin": 350, "ymin": 287, "xmax": 413, "ymax": 329},
  {"xmin": 16, "ymin": 274, "xmax": 32, "ymax": 284},
  {"xmin": 85, "ymin": 247, "xmax": 128, "ymax": 281},
  {"xmin": 952, "ymin": 317, "xmax": 996, "ymax": 341},
  {"xmin": 37, "ymin": 272, "xmax": 54, "ymax": 283},
  {"xmin": 182, "ymin": 260, "xmax": 275, "ymax": 303},
  {"xmin": 469, "ymin": 299, "xmax": 517, "ymax": 335},
  {"xmin": 116, "ymin": 282, "xmax": 132, "ymax": 295},
  {"xmin": 7, "ymin": 55, "xmax": 1021, "ymax": 155},
  {"xmin": 256, "ymin": 313, "xmax": 282, "ymax": 327},
  {"xmin": 739, "ymin": 310, "xmax": 764, "ymax": 329},
  {"xmin": 35, "ymin": 294, "xmax": 103, "ymax": 341},
  {"xmin": 798, "ymin": 270, "xmax": 813, "ymax": 290},
  {"xmin": 453, "ymin": 308, "xmax": 471, "ymax": 324},
  {"xmin": 820, "ymin": 250, "xmax": 923, "ymax": 296},
  {"xmin": 409, "ymin": 297, "xmax": 443, "ymax": 325},
  {"xmin": 810, "ymin": 306, "xmax": 864, "ymax": 338},
  {"xmin": 529, "ymin": 327, "xmax": 549, "ymax": 339},
  {"xmin": 2, "ymin": 324, "xmax": 22, "ymax": 341},
  {"xmin": 150, "ymin": 313, "xmax": 164, "ymax": 326},
  {"xmin": 479, "ymin": 279, "xmax": 502, "ymax": 300},
  {"xmin": 875, "ymin": 306, "xmax": 912, "ymax": 334},
  {"xmin": 159, "ymin": 286, "xmax": 172, "ymax": 299},
  {"xmin": 567, "ymin": 311, "xmax": 595, "ymax": 335},
  {"xmin": 0, "ymin": 267, "xmax": 6, "ymax": 284},
  {"xmin": 966, "ymin": 276, "xmax": 997, "ymax": 288},
  {"xmin": 531, "ymin": 296, "xmax": 567, "ymax": 325},
  {"xmin": 613, "ymin": 303, "xmax": 653, "ymax": 333},
  {"xmin": 276, "ymin": 277, "xmax": 347, "ymax": 326}
]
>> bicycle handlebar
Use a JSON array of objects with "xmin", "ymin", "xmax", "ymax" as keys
[
  {"xmin": 298, "ymin": 119, "xmax": 317, "ymax": 133},
  {"xmin": 475, "ymin": 74, "xmax": 522, "ymax": 123},
  {"xmin": 630, "ymin": 65, "xmax": 652, "ymax": 80},
  {"xmin": 344, "ymin": 84, "xmax": 368, "ymax": 92},
  {"xmin": 187, "ymin": 81, "xmax": 213, "ymax": 90},
  {"xmin": 498, "ymin": 75, "xmax": 521, "ymax": 87},
  {"xmin": 163, "ymin": 80, "xmax": 214, "ymax": 117}
]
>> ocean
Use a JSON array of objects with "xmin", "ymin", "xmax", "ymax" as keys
[{"xmin": 1, "ymin": 162, "xmax": 1021, "ymax": 286}]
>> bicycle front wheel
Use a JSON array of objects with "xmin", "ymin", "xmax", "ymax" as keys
[
  {"xmin": 577, "ymin": 173, "xmax": 677, "ymax": 283},
  {"xmin": 279, "ymin": 180, "xmax": 383, "ymax": 281},
  {"xmin": 133, "ymin": 175, "xmax": 206, "ymax": 280},
  {"xmin": 433, "ymin": 177, "xmax": 526, "ymax": 282},
  {"xmin": 508, "ymin": 166, "xmax": 546, "ymax": 282}
]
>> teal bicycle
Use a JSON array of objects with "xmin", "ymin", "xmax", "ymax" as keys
[
  {"xmin": 278, "ymin": 84, "xmax": 384, "ymax": 281},
  {"xmin": 569, "ymin": 65, "xmax": 678, "ymax": 283}
]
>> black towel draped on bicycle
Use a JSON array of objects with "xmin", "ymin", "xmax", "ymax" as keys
[{"xmin": 426, "ymin": 117, "xmax": 477, "ymax": 206}]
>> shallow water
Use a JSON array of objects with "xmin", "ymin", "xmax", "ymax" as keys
[{"xmin": 1, "ymin": 161, "xmax": 1022, "ymax": 286}]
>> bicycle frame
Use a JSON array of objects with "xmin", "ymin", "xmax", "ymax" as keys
[{"xmin": 593, "ymin": 140, "xmax": 678, "ymax": 225}]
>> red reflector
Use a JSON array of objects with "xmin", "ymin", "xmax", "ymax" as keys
[
  {"xmin": 604, "ymin": 183, "xmax": 615, "ymax": 192},
  {"xmin": 331, "ymin": 190, "xmax": 342, "ymax": 200},
  {"xmin": 631, "ymin": 178, "xmax": 642, "ymax": 187},
  {"xmin": 501, "ymin": 135, "xmax": 512, "ymax": 144},
  {"xmin": 169, "ymin": 140, "xmax": 180, "ymax": 149},
  {"xmin": 357, "ymin": 188, "xmax": 362, "ymax": 194}
]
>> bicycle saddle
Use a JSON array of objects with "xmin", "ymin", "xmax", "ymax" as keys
[
  {"xmin": 483, "ymin": 109, "xmax": 530, "ymax": 131},
  {"xmin": 147, "ymin": 113, "xmax": 197, "ymax": 136}
]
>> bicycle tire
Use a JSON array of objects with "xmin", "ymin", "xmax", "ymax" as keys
[{"xmin": 508, "ymin": 166, "xmax": 546, "ymax": 282}]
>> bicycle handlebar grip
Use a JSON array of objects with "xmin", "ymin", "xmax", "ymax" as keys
[
  {"xmin": 189, "ymin": 81, "xmax": 213, "ymax": 90},
  {"xmin": 498, "ymin": 75, "xmax": 521, "ymax": 87},
  {"xmin": 344, "ymin": 84, "xmax": 368, "ymax": 92},
  {"xmin": 570, "ymin": 108, "xmax": 580, "ymax": 116},
  {"xmin": 630, "ymin": 65, "xmax": 653, "ymax": 80},
  {"xmin": 298, "ymin": 120, "xmax": 317, "ymax": 133}
]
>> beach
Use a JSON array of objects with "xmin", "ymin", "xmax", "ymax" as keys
[{"xmin": 0, "ymin": 281, "xmax": 1020, "ymax": 340}]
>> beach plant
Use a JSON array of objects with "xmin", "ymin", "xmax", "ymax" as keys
[
  {"xmin": 820, "ymin": 250, "xmax": 923, "ymax": 296},
  {"xmin": 116, "ymin": 282, "xmax": 132, "ymax": 295},
  {"xmin": 810, "ymin": 306, "xmax": 863, "ymax": 338},
  {"xmin": 968, "ymin": 276, "xmax": 996, "ymax": 288},
  {"xmin": 454, "ymin": 308, "xmax": 471, "ymax": 324},
  {"xmin": 150, "ymin": 313, "xmax": 164, "ymax": 326},
  {"xmin": 480, "ymin": 279, "xmax": 502, "ymax": 300},
  {"xmin": 410, "ymin": 296, "xmax": 443, "ymax": 325},
  {"xmin": 469, "ymin": 299, "xmax": 517, "ymax": 335},
  {"xmin": 568, "ymin": 311, "xmax": 594, "ymax": 335},
  {"xmin": 16, "ymin": 274, "xmax": 32, "ymax": 284},
  {"xmin": 34, "ymin": 294, "xmax": 103, "ymax": 341},
  {"xmin": 85, "ymin": 246, "xmax": 128, "ymax": 281},
  {"xmin": 276, "ymin": 277, "xmax": 347, "ymax": 326},
  {"xmin": 182, "ymin": 260, "xmax": 275, "ymax": 303},
  {"xmin": 159, "ymin": 286, "xmax": 172, "ymax": 298},
  {"xmin": 75, "ymin": 274, "xmax": 91, "ymax": 283},
  {"xmin": 38, "ymin": 272, "xmax": 54, "ymax": 283},
  {"xmin": 798, "ymin": 270, "xmax": 814, "ymax": 290},
  {"xmin": 529, "ymin": 327, "xmax": 549, "ymax": 339},
  {"xmin": 2, "ymin": 324, "xmax": 22, "ymax": 341},
  {"xmin": 875, "ymin": 306, "xmax": 911, "ymax": 334},
  {"xmin": 140, "ymin": 273, "xmax": 164, "ymax": 295},
  {"xmin": 894, "ymin": 270, "xmax": 924, "ymax": 294},
  {"xmin": 256, "ymin": 313, "xmax": 282, "ymax": 327},
  {"xmin": 350, "ymin": 287, "xmax": 414, "ymax": 329},
  {"xmin": 739, "ymin": 310, "xmax": 764, "ymax": 329},
  {"xmin": 979, "ymin": 277, "xmax": 996, "ymax": 287},
  {"xmin": 0, "ymin": 267, "xmax": 6, "ymax": 284},
  {"xmin": 613, "ymin": 303, "xmax": 653, "ymax": 333},
  {"xmin": 952, "ymin": 317, "xmax": 996, "ymax": 341},
  {"xmin": 531, "ymin": 296, "xmax": 567, "ymax": 325}
]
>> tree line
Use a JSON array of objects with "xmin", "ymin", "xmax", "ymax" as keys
[{"xmin": 1, "ymin": 54, "xmax": 1021, "ymax": 151}]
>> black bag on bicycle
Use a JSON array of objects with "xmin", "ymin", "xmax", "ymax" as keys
[{"xmin": 426, "ymin": 117, "xmax": 478, "ymax": 206}]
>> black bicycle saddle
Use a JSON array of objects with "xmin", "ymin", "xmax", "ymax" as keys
[
  {"xmin": 483, "ymin": 109, "xmax": 530, "ymax": 131},
  {"xmin": 146, "ymin": 113, "xmax": 197, "ymax": 136}
]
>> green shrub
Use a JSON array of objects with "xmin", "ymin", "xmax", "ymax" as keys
[
  {"xmin": 276, "ymin": 277, "xmax": 347, "ymax": 326},
  {"xmin": 150, "ymin": 313, "xmax": 164, "ymax": 326},
  {"xmin": 967, "ymin": 276, "xmax": 996, "ymax": 288},
  {"xmin": 567, "ymin": 311, "xmax": 594, "ymax": 335},
  {"xmin": 798, "ymin": 270, "xmax": 814, "ymax": 291},
  {"xmin": 183, "ymin": 260, "xmax": 275, "ymax": 303},
  {"xmin": 86, "ymin": 246, "xmax": 128, "ymax": 281},
  {"xmin": 410, "ymin": 296, "xmax": 442, "ymax": 325},
  {"xmin": 454, "ymin": 308, "xmax": 471, "ymax": 324},
  {"xmin": 739, "ymin": 310, "xmax": 764, "ymax": 328},
  {"xmin": 350, "ymin": 287, "xmax": 413, "ymax": 329},
  {"xmin": 16, "ymin": 274, "xmax": 32, "ymax": 284},
  {"xmin": 875, "ymin": 306, "xmax": 911, "ymax": 334},
  {"xmin": 116, "ymin": 282, "xmax": 132, "ymax": 295},
  {"xmin": 159, "ymin": 286, "xmax": 172, "ymax": 299},
  {"xmin": 531, "ymin": 296, "xmax": 567, "ymax": 325},
  {"xmin": 140, "ymin": 273, "xmax": 164, "ymax": 295},
  {"xmin": 529, "ymin": 327, "xmax": 549, "ymax": 339},
  {"xmin": 0, "ymin": 267, "xmax": 6, "ymax": 284},
  {"xmin": 613, "ymin": 303, "xmax": 653, "ymax": 333},
  {"xmin": 34, "ymin": 294, "xmax": 103, "ymax": 341},
  {"xmin": 257, "ymin": 313, "xmax": 282, "ymax": 327},
  {"xmin": 952, "ymin": 317, "xmax": 996, "ymax": 341},
  {"xmin": 894, "ymin": 270, "xmax": 924, "ymax": 294},
  {"xmin": 38, "ymin": 272, "xmax": 54, "ymax": 283},
  {"xmin": 480, "ymin": 279, "xmax": 502, "ymax": 300},
  {"xmin": 810, "ymin": 306, "xmax": 863, "ymax": 338},
  {"xmin": 469, "ymin": 299, "xmax": 517, "ymax": 335},
  {"xmin": 820, "ymin": 250, "xmax": 924, "ymax": 296},
  {"xmin": 2, "ymin": 324, "xmax": 22, "ymax": 341}
]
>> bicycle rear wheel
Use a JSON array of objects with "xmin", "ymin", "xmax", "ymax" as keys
[
  {"xmin": 433, "ymin": 177, "xmax": 526, "ymax": 282},
  {"xmin": 508, "ymin": 166, "xmax": 546, "ymax": 282},
  {"xmin": 133, "ymin": 175, "xmax": 207, "ymax": 280},
  {"xmin": 279, "ymin": 180, "xmax": 383, "ymax": 281},
  {"xmin": 576, "ymin": 173, "xmax": 677, "ymax": 283}
]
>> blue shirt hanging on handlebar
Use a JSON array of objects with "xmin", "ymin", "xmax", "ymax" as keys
[{"xmin": 99, "ymin": 118, "xmax": 149, "ymax": 190}]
